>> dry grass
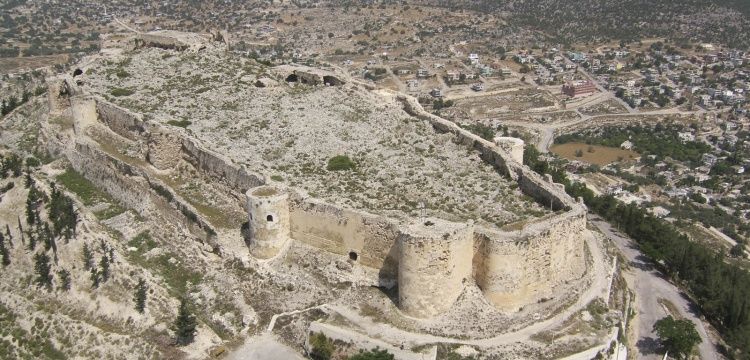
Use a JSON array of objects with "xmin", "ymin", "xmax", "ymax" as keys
[
  {"xmin": 550, "ymin": 143, "xmax": 639, "ymax": 166},
  {"xmin": 0, "ymin": 54, "xmax": 69, "ymax": 73}
]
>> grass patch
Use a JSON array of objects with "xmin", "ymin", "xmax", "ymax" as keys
[
  {"xmin": 126, "ymin": 231, "xmax": 203, "ymax": 295},
  {"xmin": 57, "ymin": 168, "xmax": 126, "ymax": 219}
]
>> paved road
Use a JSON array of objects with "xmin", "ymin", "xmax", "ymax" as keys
[{"xmin": 591, "ymin": 217, "xmax": 718, "ymax": 360}]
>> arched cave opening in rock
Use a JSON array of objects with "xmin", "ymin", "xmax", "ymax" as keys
[
  {"xmin": 323, "ymin": 75, "xmax": 343, "ymax": 86},
  {"xmin": 266, "ymin": 214, "xmax": 274, "ymax": 222},
  {"xmin": 349, "ymin": 251, "xmax": 358, "ymax": 261},
  {"xmin": 73, "ymin": 68, "xmax": 83, "ymax": 77},
  {"xmin": 285, "ymin": 74, "xmax": 298, "ymax": 82}
]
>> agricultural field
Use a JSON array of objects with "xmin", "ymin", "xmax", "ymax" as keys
[{"xmin": 550, "ymin": 142, "xmax": 639, "ymax": 165}]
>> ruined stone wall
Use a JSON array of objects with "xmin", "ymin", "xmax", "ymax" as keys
[
  {"xmin": 473, "ymin": 208, "xmax": 587, "ymax": 312},
  {"xmin": 398, "ymin": 94, "xmax": 577, "ymax": 211},
  {"xmin": 180, "ymin": 138, "xmax": 264, "ymax": 194},
  {"xmin": 95, "ymin": 100, "xmax": 145, "ymax": 141},
  {"xmin": 69, "ymin": 142, "xmax": 153, "ymax": 214},
  {"xmin": 93, "ymin": 98, "xmax": 264, "ymax": 194},
  {"xmin": 287, "ymin": 192, "xmax": 400, "ymax": 280},
  {"xmin": 146, "ymin": 127, "xmax": 183, "ymax": 170},
  {"xmin": 136, "ymin": 34, "xmax": 192, "ymax": 51}
]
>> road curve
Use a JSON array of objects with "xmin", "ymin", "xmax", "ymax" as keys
[{"xmin": 591, "ymin": 217, "xmax": 718, "ymax": 360}]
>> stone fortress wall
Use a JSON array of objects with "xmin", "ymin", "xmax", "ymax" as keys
[{"xmin": 51, "ymin": 66, "xmax": 589, "ymax": 319}]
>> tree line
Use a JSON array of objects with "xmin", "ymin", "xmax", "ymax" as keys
[{"xmin": 525, "ymin": 145, "xmax": 750, "ymax": 358}]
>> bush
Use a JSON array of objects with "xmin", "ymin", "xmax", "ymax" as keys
[
  {"xmin": 110, "ymin": 88, "xmax": 134, "ymax": 97},
  {"xmin": 327, "ymin": 155, "xmax": 356, "ymax": 171},
  {"xmin": 309, "ymin": 332, "xmax": 334, "ymax": 360},
  {"xmin": 349, "ymin": 348, "xmax": 394, "ymax": 360},
  {"xmin": 166, "ymin": 119, "xmax": 192, "ymax": 128}
]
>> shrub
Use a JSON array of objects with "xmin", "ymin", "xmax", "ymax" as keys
[
  {"xmin": 327, "ymin": 155, "xmax": 356, "ymax": 171},
  {"xmin": 166, "ymin": 119, "xmax": 192, "ymax": 128},
  {"xmin": 309, "ymin": 332, "xmax": 334, "ymax": 360},
  {"xmin": 110, "ymin": 88, "xmax": 135, "ymax": 97}
]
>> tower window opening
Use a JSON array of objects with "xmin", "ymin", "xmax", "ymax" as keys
[
  {"xmin": 349, "ymin": 251, "xmax": 358, "ymax": 261},
  {"xmin": 266, "ymin": 214, "xmax": 274, "ymax": 222}
]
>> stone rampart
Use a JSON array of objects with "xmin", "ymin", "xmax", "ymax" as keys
[
  {"xmin": 473, "ymin": 208, "xmax": 587, "ymax": 311},
  {"xmin": 398, "ymin": 219, "xmax": 474, "ymax": 318},
  {"xmin": 95, "ymin": 100, "xmax": 146, "ymax": 141},
  {"xmin": 92, "ymin": 98, "xmax": 264, "ymax": 195},
  {"xmin": 287, "ymin": 191, "xmax": 400, "ymax": 279},
  {"xmin": 180, "ymin": 137, "xmax": 264, "ymax": 194}
]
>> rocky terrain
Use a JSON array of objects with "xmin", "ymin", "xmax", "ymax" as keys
[{"xmin": 82, "ymin": 46, "xmax": 549, "ymax": 230}]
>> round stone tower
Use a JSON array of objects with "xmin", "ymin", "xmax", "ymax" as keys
[
  {"xmin": 246, "ymin": 185, "xmax": 290, "ymax": 259},
  {"xmin": 397, "ymin": 218, "xmax": 474, "ymax": 318},
  {"xmin": 493, "ymin": 136, "xmax": 525, "ymax": 164}
]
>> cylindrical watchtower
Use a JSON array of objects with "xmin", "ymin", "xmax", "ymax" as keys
[
  {"xmin": 246, "ymin": 185, "xmax": 290, "ymax": 259},
  {"xmin": 397, "ymin": 218, "xmax": 473, "ymax": 318}
]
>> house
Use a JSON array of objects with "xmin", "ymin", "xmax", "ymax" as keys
[
  {"xmin": 417, "ymin": 68, "xmax": 429, "ymax": 77},
  {"xmin": 468, "ymin": 53, "xmax": 480, "ymax": 65},
  {"xmin": 568, "ymin": 52, "xmax": 587, "ymax": 62},
  {"xmin": 678, "ymin": 132, "xmax": 695, "ymax": 142},
  {"xmin": 430, "ymin": 88, "xmax": 442, "ymax": 98},
  {"xmin": 620, "ymin": 140, "xmax": 634, "ymax": 150},
  {"xmin": 500, "ymin": 68, "xmax": 512, "ymax": 76},
  {"xmin": 702, "ymin": 153, "xmax": 718, "ymax": 166},
  {"xmin": 471, "ymin": 83, "xmax": 484, "ymax": 91},
  {"xmin": 446, "ymin": 71, "xmax": 460, "ymax": 82},
  {"xmin": 562, "ymin": 80, "xmax": 596, "ymax": 97}
]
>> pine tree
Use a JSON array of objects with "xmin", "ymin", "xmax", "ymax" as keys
[
  {"xmin": 27, "ymin": 231, "xmax": 36, "ymax": 251},
  {"xmin": 42, "ymin": 222, "xmax": 53, "ymax": 251},
  {"xmin": 82, "ymin": 243, "xmax": 93, "ymax": 270},
  {"xmin": 0, "ymin": 232, "xmax": 9, "ymax": 267},
  {"xmin": 90, "ymin": 268, "xmax": 100, "ymax": 289},
  {"xmin": 5, "ymin": 224, "xmax": 12, "ymax": 247},
  {"xmin": 58, "ymin": 269, "xmax": 71, "ymax": 291},
  {"xmin": 172, "ymin": 298, "xmax": 197, "ymax": 345},
  {"xmin": 24, "ymin": 171, "xmax": 33, "ymax": 188},
  {"xmin": 17, "ymin": 216, "xmax": 24, "ymax": 246},
  {"xmin": 134, "ymin": 279, "xmax": 148, "ymax": 313},
  {"xmin": 25, "ymin": 196, "xmax": 35, "ymax": 226},
  {"xmin": 99, "ymin": 255, "xmax": 110, "ymax": 282},
  {"xmin": 33, "ymin": 252, "xmax": 52, "ymax": 290}
]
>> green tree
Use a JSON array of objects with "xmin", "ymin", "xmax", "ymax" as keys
[
  {"xmin": 348, "ymin": 348, "xmax": 394, "ymax": 360},
  {"xmin": 0, "ymin": 232, "xmax": 9, "ymax": 266},
  {"xmin": 134, "ymin": 278, "xmax": 148, "ymax": 313},
  {"xmin": 99, "ymin": 255, "xmax": 110, "ymax": 282},
  {"xmin": 653, "ymin": 316, "xmax": 702, "ymax": 359},
  {"xmin": 33, "ymin": 252, "xmax": 53, "ymax": 290},
  {"xmin": 90, "ymin": 268, "xmax": 100, "ymax": 289},
  {"xmin": 309, "ymin": 332, "xmax": 335, "ymax": 360},
  {"xmin": 58, "ymin": 269, "xmax": 71, "ymax": 291},
  {"xmin": 326, "ymin": 155, "xmax": 356, "ymax": 171},
  {"xmin": 82, "ymin": 242, "xmax": 93, "ymax": 270},
  {"xmin": 172, "ymin": 298, "xmax": 197, "ymax": 345}
]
